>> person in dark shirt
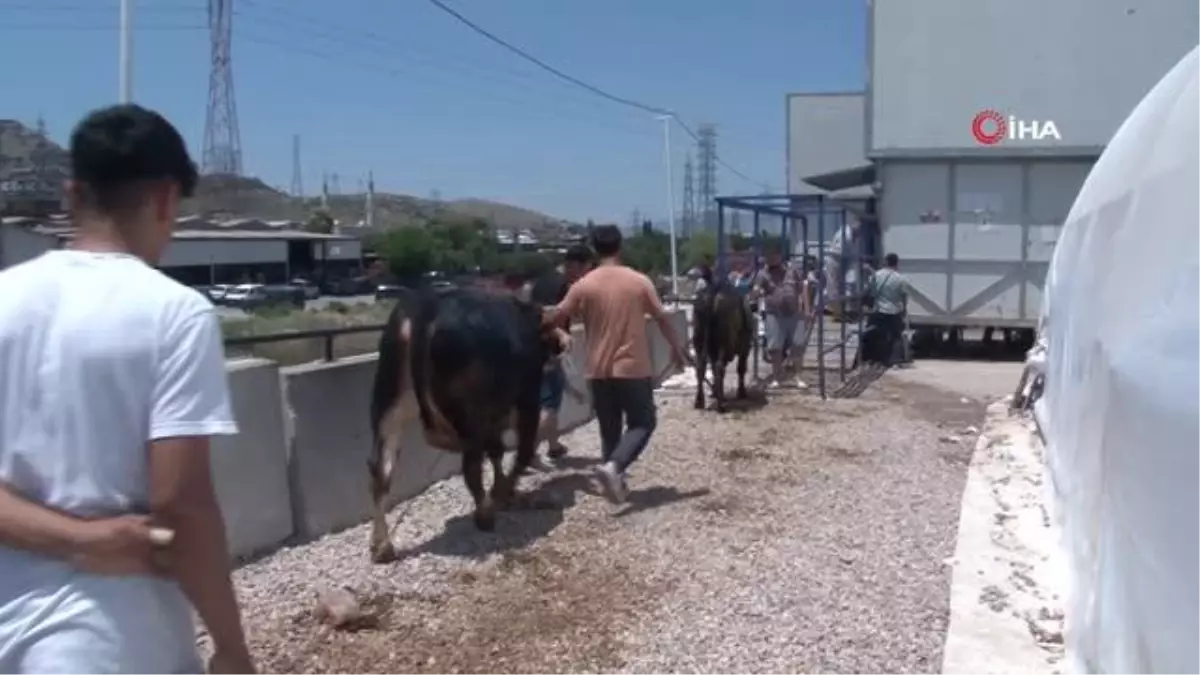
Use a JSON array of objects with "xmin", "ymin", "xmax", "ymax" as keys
[{"xmin": 526, "ymin": 244, "xmax": 593, "ymax": 461}]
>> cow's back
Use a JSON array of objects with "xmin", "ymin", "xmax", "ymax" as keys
[{"xmin": 411, "ymin": 288, "xmax": 545, "ymax": 437}]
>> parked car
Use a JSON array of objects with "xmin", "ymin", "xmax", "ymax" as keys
[
  {"xmin": 322, "ymin": 276, "xmax": 375, "ymax": 297},
  {"xmin": 207, "ymin": 284, "xmax": 234, "ymax": 304},
  {"xmin": 375, "ymin": 283, "xmax": 404, "ymax": 301},
  {"xmin": 223, "ymin": 284, "xmax": 305, "ymax": 311},
  {"xmin": 290, "ymin": 278, "xmax": 320, "ymax": 301}
]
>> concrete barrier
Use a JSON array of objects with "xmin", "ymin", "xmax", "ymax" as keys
[
  {"xmin": 212, "ymin": 309, "xmax": 687, "ymax": 557},
  {"xmin": 212, "ymin": 359, "xmax": 293, "ymax": 559}
]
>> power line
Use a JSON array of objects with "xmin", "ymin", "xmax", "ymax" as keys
[
  {"xmin": 232, "ymin": 28, "xmax": 665, "ymax": 147},
  {"xmin": 423, "ymin": 0, "xmax": 771, "ymax": 191},
  {"xmin": 230, "ymin": 8, "xmax": 662, "ymax": 142},
  {"xmin": 0, "ymin": 23, "xmax": 202, "ymax": 30},
  {"xmin": 423, "ymin": 0, "xmax": 668, "ymax": 117}
]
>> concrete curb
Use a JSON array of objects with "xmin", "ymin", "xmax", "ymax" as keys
[{"xmin": 941, "ymin": 401, "xmax": 1067, "ymax": 674}]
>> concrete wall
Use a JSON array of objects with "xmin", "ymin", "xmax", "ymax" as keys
[
  {"xmin": 213, "ymin": 309, "xmax": 687, "ymax": 560},
  {"xmin": 786, "ymin": 92, "xmax": 869, "ymax": 195},
  {"xmin": 868, "ymin": 0, "xmax": 1198, "ymax": 155}
]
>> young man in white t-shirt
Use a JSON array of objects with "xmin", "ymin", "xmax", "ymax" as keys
[{"xmin": 0, "ymin": 105, "xmax": 254, "ymax": 673}]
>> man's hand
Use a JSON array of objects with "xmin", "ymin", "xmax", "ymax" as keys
[
  {"xmin": 670, "ymin": 347, "xmax": 693, "ymax": 372},
  {"xmin": 70, "ymin": 515, "xmax": 173, "ymax": 577},
  {"xmin": 555, "ymin": 327, "xmax": 573, "ymax": 353},
  {"xmin": 208, "ymin": 648, "xmax": 256, "ymax": 674}
]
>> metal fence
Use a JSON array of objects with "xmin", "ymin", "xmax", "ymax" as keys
[{"xmin": 224, "ymin": 324, "xmax": 387, "ymax": 362}]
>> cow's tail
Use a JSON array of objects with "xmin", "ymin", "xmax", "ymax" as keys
[
  {"xmin": 410, "ymin": 287, "xmax": 439, "ymax": 433},
  {"xmin": 370, "ymin": 301, "xmax": 406, "ymax": 443}
]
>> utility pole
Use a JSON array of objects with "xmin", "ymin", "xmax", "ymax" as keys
[
  {"xmin": 682, "ymin": 154, "xmax": 696, "ymax": 238},
  {"xmin": 365, "ymin": 170, "xmax": 375, "ymax": 228},
  {"xmin": 696, "ymin": 123, "xmax": 718, "ymax": 231},
  {"xmin": 657, "ymin": 114, "xmax": 679, "ymax": 300},
  {"xmin": 290, "ymin": 134, "xmax": 303, "ymax": 198},
  {"xmin": 320, "ymin": 172, "xmax": 329, "ymax": 209},
  {"xmin": 201, "ymin": 0, "xmax": 242, "ymax": 175},
  {"xmin": 119, "ymin": 0, "xmax": 133, "ymax": 102}
]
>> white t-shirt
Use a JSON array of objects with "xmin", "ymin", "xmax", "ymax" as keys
[{"xmin": 0, "ymin": 250, "xmax": 237, "ymax": 673}]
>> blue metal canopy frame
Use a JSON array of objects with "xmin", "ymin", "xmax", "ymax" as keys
[{"xmin": 712, "ymin": 193, "xmax": 868, "ymax": 400}]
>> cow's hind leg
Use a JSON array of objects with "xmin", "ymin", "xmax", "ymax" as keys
[
  {"xmin": 462, "ymin": 446, "xmax": 495, "ymax": 531},
  {"xmin": 693, "ymin": 352, "xmax": 708, "ymax": 410},
  {"xmin": 367, "ymin": 404, "xmax": 405, "ymax": 563},
  {"xmin": 736, "ymin": 348, "xmax": 749, "ymax": 399},
  {"xmin": 494, "ymin": 400, "xmax": 540, "ymax": 508},
  {"xmin": 712, "ymin": 357, "xmax": 728, "ymax": 413}
]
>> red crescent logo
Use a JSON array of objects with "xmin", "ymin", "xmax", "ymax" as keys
[{"xmin": 971, "ymin": 110, "xmax": 1007, "ymax": 145}]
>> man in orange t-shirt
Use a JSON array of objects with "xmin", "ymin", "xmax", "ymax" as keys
[{"xmin": 554, "ymin": 225, "xmax": 689, "ymax": 503}]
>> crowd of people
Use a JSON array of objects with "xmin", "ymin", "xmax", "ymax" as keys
[
  {"xmin": 0, "ymin": 104, "xmax": 696, "ymax": 672},
  {"xmin": 0, "ymin": 103, "xmax": 905, "ymax": 673},
  {"xmin": 690, "ymin": 237, "xmax": 911, "ymax": 388}
]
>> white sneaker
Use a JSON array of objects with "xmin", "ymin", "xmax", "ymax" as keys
[
  {"xmin": 595, "ymin": 462, "xmax": 628, "ymax": 504},
  {"xmin": 794, "ymin": 378, "xmax": 809, "ymax": 390}
]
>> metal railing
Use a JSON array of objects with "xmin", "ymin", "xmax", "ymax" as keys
[{"xmin": 223, "ymin": 324, "xmax": 387, "ymax": 362}]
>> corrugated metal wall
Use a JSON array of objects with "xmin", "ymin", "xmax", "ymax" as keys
[
  {"xmin": 160, "ymin": 239, "xmax": 287, "ymax": 267},
  {"xmin": 869, "ymin": 0, "xmax": 1199, "ymax": 154},
  {"xmin": 879, "ymin": 159, "xmax": 1091, "ymax": 325}
]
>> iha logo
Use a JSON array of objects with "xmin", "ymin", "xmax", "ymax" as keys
[{"xmin": 971, "ymin": 109, "xmax": 1061, "ymax": 145}]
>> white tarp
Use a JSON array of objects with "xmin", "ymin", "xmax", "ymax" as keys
[{"xmin": 1036, "ymin": 46, "xmax": 1199, "ymax": 673}]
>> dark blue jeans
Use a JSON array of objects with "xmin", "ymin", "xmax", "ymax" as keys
[
  {"xmin": 540, "ymin": 362, "xmax": 566, "ymax": 411},
  {"xmin": 588, "ymin": 378, "xmax": 657, "ymax": 473}
]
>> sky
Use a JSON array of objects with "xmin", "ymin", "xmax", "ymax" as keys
[{"xmin": 1, "ymin": 0, "xmax": 865, "ymax": 224}]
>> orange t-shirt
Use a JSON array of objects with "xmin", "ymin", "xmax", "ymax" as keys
[{"xmin": 558, "ymin": 263, "xmax": 661, "ymax": 379}]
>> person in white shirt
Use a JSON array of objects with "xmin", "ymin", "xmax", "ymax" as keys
[{"xmin": 0, "ymin": 105, "xmax": 254, "ymax": 673}]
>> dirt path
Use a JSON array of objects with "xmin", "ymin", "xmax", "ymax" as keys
[{"xmin": 234, "ymin": 364, "xmax": 996, "ymax": 673}]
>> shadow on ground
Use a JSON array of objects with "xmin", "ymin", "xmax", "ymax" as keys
[
  {"xmin": 614, "ymin": 486, "xmax": 711, "ymax": 519},
  {"xmin": 391, "ymin": 471, "xmax": 595, "ymax": 561}
]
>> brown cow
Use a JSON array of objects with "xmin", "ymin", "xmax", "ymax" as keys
[{"xmin": 367, "ymin": 285, "xmax": 567, "ymax": 562}]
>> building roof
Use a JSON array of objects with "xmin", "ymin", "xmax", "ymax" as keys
[
  {"xmin": 801, "ymin": 164, "xmax": 876, "ymax": 193},
  {"xmin": 33, "ymin": 226, "xmax": 356, "ymax": 242},
  {"xmin": 5, "ymin": 214, "xmax": 357, "ymax": 242}
]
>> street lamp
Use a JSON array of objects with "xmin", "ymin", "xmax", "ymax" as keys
[{"xmin": 656, "ymin": 113, "xmax": 680, "ymax": 303}]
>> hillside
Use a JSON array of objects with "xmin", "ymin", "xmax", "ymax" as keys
[{"xmin": 1, "ymin": 119, "xmax": 578, "ymax": 235}]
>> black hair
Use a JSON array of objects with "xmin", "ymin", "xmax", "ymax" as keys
[
  {"xmin": 564, "ymin": 243, "xmax": 593, "ymax": 265},
  {"xmin": 590, "ymin": 224, "xmax": 622, "ymax": 258},
  {"xmin": 69, "ymin": 104, "xmax": 198, "ymax": 214},
  {"xmin": 884, "ymin": 252, "xmax": 900, "ymax": 268}
]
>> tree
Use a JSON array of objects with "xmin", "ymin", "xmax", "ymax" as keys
[
  {"xmin": 376, "ymin": 226, "xmax": 435, "ymax": 281},
  {"xmin": 681, "ymin": 230, "xmax": 718, "ymax": 271},
  {"xmin": 305, "ymin": 208, "xmax": 335, "ymax": 234},
  {"xmin": 622, "ymin": 229, "xmax": 672, "ymax": 274}
]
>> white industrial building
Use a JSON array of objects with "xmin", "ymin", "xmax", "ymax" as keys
[
  {"xmin": 787, "ymin": 0, "xmax": 1198, "ymax": 338},
  {"xmin": 0, "ymin": 214, "xmax": 363, "ymax": 285}
]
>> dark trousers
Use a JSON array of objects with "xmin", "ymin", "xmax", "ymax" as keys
[
  {"xmin": 864, "ymin": 311, "xmax": 905, "ymax": 366},
  {"xmin": 589, "ymin": 378, "xmax": 657, "ymax": 473}
]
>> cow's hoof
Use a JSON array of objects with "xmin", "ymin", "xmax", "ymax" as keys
[
  {"xmin": 473, "ymin": 505, "xmax": 497, "ymax": 531},
  {"xmin": 693, "ymin": 398, "xmax": 706, "ymax": 410},
  {"xmin": 736, "ymin": 388, "xmax": 748, "ymax": 400},
  {"xmin": 490, "ymin": 481, "xmax": 514, "ymax": 508},
  {"xmin": 715, "ymin": 403, "xmax": 728, "ymax": 414},
  {"xmin": 369, "ymin": 541, "xmax": 397, "ymax": 564}
]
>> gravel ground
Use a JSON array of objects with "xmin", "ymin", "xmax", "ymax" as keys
[{"xmin": 227, "ymin": 364, "xmax": 990, "ymax": 674}]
